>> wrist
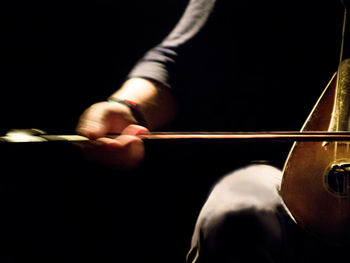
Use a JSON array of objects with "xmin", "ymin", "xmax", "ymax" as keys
[{"xmin": 107, "ymin": 98, "xmax": 147, "ymax": 127}]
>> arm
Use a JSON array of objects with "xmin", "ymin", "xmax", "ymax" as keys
[
  {"xmin": 76, "ymin": 77, "xmax": 178, "ymax": 170},
  {"xmin": 77, "ymin": 77, "xmax": 177, "ymax": 139},
  {"xmin": 127, "ymin": 0, "xmax": 216, "ymax": 88},
  {"xmin": 76, "ymin": 0, "xmax": 216, "ymax": 169}
]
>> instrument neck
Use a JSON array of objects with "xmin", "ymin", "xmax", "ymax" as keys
[
  {"xmin": 329, "ymin": 59, "xmax": 350, "ymax": 131},
  {"xmin": 329, "ymin": 7, "xmax": 350, "ymax": 132}
]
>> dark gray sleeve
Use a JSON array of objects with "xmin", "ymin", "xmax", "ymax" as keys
[{"xmin": 127, "ymin": 0, "xmax": 216, "ymax": 88}]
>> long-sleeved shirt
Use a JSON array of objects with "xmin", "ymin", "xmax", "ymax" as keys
[{"xmin": 127, "ymin": 0, "xmax": 343, "ymax": 132}]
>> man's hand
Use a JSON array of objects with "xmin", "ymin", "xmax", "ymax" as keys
[
  {"xmin": 76, "ymin": 101, "xmax": 149, "ymax": 170},
  {"xmin": 75, "ymin": 77, "xmax": 176, "ymax": 170}
]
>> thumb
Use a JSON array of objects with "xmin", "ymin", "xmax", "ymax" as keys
[{"xmin": 121, "ymin": 124, "xmax": 150, "ymax": 136}]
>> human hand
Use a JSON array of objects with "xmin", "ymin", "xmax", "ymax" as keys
[{"xmin": 76, "ymin": 101, "xmax": 149, "ymax": 170}]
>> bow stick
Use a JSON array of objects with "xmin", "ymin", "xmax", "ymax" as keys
[{"xmin": 3, "ymin": 130, "xmax": 350, "ymax": 143}]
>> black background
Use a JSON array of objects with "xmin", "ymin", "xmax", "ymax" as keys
[{"xmin": 0, "ymin": 0, "xmax": 348, "ymax": 262}]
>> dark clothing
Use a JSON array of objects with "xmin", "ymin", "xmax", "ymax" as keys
[
  {"xmin": 128, "ymin": 0, "xmax": 216, "ymax": 88},
  {"xmin": 128, "ymin": 0, "xmax": 342, "ymax": 132},
  {"xmin": 126, "ymin": 1, "xmax": 348, "ymax": 262}
]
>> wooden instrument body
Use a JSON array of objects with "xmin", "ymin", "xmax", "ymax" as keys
[{"xmin": 281, "ymin": 72, "xmax": 350, "ymax": 243}]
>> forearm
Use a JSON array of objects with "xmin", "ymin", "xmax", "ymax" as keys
[{"xmin": 109, "ymin": 77, "xmax": 177, "ymax": 130}]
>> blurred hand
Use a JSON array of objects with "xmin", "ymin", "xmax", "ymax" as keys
[{"xmin": 76, "ymin": 101, "xmax": 149, "ymax": 170}]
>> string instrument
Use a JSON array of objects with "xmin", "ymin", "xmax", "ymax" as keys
[{"xmin": 281, "ymin": 4, "xmax": 350, "ymax": 243}]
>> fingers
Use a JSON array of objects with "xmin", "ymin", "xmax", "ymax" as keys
[
  {"xmin": 76, "ymin": 101, "xmax": 135, "ymax": 139},
  {"xmin": 76, "ymin": 103, "xmax": 109, "ymax": 139},
  {"xmin": 76, "ymin": 124, "xmax": 149, "ymax": 170},
  {"xmin": 77, "ymin": 119, "xmax": 106, "ymax": 139},
  {"xmin": 121, "ymin": 124, "xmax": 150, "ymax": 136},
  {"xmin": 76, "ymin": 101, "xmax": 150, "ymax": 170},
  {"xmin": 81, "ymin": 135, "xmax": 145, "ymax": 170},
  {"xmin": 95, "ymin": 125, "xmax": 149, "ymax": 169}
]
